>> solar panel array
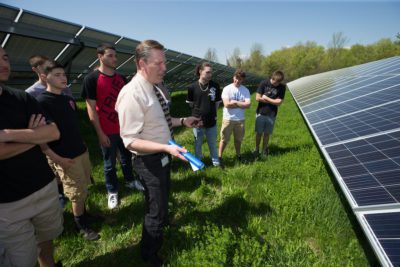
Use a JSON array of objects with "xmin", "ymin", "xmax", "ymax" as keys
[
  {"xmin": 0, "ymin": 3, "xmax": 262, "ymax": 92},
  {"xmin": 288, "ymin": 56, "xmax": 400, "ymax": 267}
]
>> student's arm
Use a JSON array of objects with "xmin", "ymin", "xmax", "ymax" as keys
[
  {"xmin": 222, "ymin": 97, "xmax": 239, "ymax": 108},
  {"xmin": 261, "ymin": 95, "xmax": 283, "ymax": 106},
  {"xmin": 0, "ymin": 142, "xmax": 35, "ymax": 160},
  {"xmin": 235, "ymin": 99, "xmax": 251, "ymax": 109},
  {"xmin": 256, "ymin": 92, "xmax": 265, "ymax": 102},
  {"xmin": 0, "ymin": 115, "xmax": 59, "ymax": 144},
  {"xmin": 86, "ymin": 99, "xmax": 110, "ymax": 147},
  {"xmin": 40, "ymin": 144, "xmax": 74, "ymax": 170},
  {"xmin": 0, "ymin": 114, "xmax": 60, "ymax": 159}
]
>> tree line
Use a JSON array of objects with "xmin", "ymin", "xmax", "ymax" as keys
[{"xmin": 206, "ymin": 33, "xmax": 400, "ymax": 82}]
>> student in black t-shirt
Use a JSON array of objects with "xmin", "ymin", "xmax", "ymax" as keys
[
  {"xmin": 37, "ymin": 61, "xmax": 100, "ymax": 241},
  {"xmin": 186, "ymin": 62, "xmax": 222, "ymax": 166},
  {"xmin": 0, "ymin": 47, "xmax": 63, "ymax": 267},
  {"xmin": 253, "ymin": 71, "xmax": 287, "ymax": 157}
]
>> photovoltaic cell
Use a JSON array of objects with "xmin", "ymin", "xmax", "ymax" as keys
[
  {"xmin": 288, "ymin": 56, "xmax": 400, "ymax": 267},
  {"xmin": 326, "ymin": 131, "xmax": 400, "ymax": 207},
  {"xmin": 363, "ymin": 212, "xmax": 400, "ymax": 266}
]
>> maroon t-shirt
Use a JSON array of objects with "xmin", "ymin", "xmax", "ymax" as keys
[{"xmin": 81, "ymin": 70, "xmax": 126, "ymax": 135}]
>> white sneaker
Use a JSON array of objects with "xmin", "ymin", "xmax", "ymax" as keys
[
  {"xmin": 126, "ymin": 180, "xmax": 145, "ymax": 191},
  {"xmin": 107, "ymin": 193, "xmax": 118, "ymax": 209},
  {"xmin": 134, "ymin": 180, "xmax": 145, "ymax": 191}
]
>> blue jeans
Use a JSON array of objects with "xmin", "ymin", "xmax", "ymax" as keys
[
  {"xmin": 100, "ymin": 134, "xmax": 134, "ymax": 193},
  {"xmin": 193, "ymin": 125, "xmax": 219, "ymax": 166}
]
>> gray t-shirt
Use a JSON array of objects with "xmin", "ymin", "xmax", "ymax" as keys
[{"xmin": 26, "ymin": 81, "xmax": 73, "ymax": 99}]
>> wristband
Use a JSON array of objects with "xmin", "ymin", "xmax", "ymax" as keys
[{"xmin": 180, "ymin": 117, "xmax": 185, "ymax": 126}]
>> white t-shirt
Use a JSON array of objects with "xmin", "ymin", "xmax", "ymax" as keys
[{"xmin": 221, "ymin": 83, "xmax": 251, "ymax": 121}]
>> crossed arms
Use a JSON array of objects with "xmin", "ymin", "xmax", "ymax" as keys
[{"xmin": 0, "ymin": 114, "xmax": 60, "ymax": 160}]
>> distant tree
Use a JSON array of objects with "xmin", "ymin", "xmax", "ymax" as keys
[
  {"xmin": 227, "ymin": 47, "xmax": 242, "ymax": 68},
  {"xmin": 204, "ymin": 48, "xmax": 219, "ymax": 63},
  {"xmin": 242, "ymin": 43, "xmax": 264, "ymax": 75},
  {"xmin": 328, "ymin": 32, "xmax": 349, "ymax": 50},
  {"xmin": 372, "ymin": 38, "xmax": 400, "ymax": 59},
  {"xmin": 262, "ymin": 42, "xmax": 325, "ymax": 81},
  {"xmin": 349, "ymin": 44, "xmax": 374, "ymax": 64},
  {"xmin": 327, "ymin": 32, "xmax": 350, "ymax": 69},
  {"xmin": 394, "ymin": 33, "xmax": 400, "ymax": 45}
]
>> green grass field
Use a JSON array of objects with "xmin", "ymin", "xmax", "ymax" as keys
[{"xmin": 54, "ymin": 89, "xmax": 375, "ymax": 266}]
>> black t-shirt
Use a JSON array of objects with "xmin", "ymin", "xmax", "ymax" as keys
[
  {"xmin": 187, "ymin": 80, "xmax": 221, "ymax": 128},
  {"xmin": 256, "ymin": 79, "xmax": 286, "ymax": 117},
  {"xmin": 0, "ymin": 85, "xmax": 54, "ymax": 203},
  {"xmin": 37, "ymin": 92, "xmax": 86, "ymax": 158}
]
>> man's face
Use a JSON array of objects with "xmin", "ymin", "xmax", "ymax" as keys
[
  {"xmin": 99, "ymin": 49, "xmax": 117, "ymax": 69},
  {"xmin": 270, "ymin": 77, "xmax": 282, "ymax": 87},
  {"xmin": 233, "ymin": 76, "xmax": 243, "ymax": 87},
  {"xmin": 141, "ymin": 49, "xmax": 166, "ymax": 84},
  {"xmin": 0, "ymin": 47, "xmax": 11, "ymax": 82},
  {"xmin": 200, "ymin": 66, "xmax": 212, "ymax": 83},
  {"xmin": 45, "ymin": 68, "xmax": 67, "ymax": 89}
]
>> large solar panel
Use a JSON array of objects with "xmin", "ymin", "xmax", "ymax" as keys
[
  {"xmin": 0, "ymin": 3, "xmax": 262, "ymax": 91},
  {"xmin": 288, "ymin": 56, "xmax": 400, "ymax": 267}
]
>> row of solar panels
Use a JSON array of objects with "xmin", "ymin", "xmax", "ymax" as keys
[
  {"xmin": 0, "ymin": 3, "xmax": 263, "ymax": 91},
  {"xmin": 288, "ymin": 56, "xmax": 400, "ymax": 267}
]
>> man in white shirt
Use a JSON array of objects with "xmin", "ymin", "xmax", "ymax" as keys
[
  {"xmin": 218, "ymin": 70, "xmax": 251, "ymax": 163},
  {"xmin": 115, "ymin": 39, "xmax": 200, "ymax": 266}
]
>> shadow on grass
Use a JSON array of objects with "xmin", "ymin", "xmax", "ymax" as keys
[
  {"xmin": 164, "ymin": 193, "xmax": 273, "ymax": 264},
  {"xmin": 174, "ymin": 193, "xmax": 272, "ymax": 229},
  {"xmin": 74, "ymin": 243, "xmax": 145, "ymax": 267},
  {"xmin": 268, "ymin": 143, "xmax": 314, "ymax": 156},
  {"xmin": 172, "ymin": 172, "xmax": 221, "ymax": 193}
]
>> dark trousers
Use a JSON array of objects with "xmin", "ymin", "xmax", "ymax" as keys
[
  {"xmin": 100, "ymin": 134, "xmax": 134, "ymax": 193},
  {"xmin": 133, "ymin": 153, "xmax": 171, "ymax": 261}
]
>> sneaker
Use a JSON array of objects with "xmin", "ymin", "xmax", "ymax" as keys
[
  {"xmin": 79, "ymin": 228, "xmax": 100, "ymax": 241},
  {"xmin": 261, "ymin": 149, "xmax": 268, "ymax": 156},
  {"xmin": 107, "ymin": 193, "xmax": 118, "ymax": 209},
  {"xmin": 126, "ymin": 180, "xmax": 145, "ymax": 191},
  {"xmin": 237, "ymin": 155, "xmax": 242, "ymax": 161},
  {"xmin": 212, "ymin": 160, "xmax": 220, "ymax": 167}
]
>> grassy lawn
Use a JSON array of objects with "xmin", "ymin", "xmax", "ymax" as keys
[{"xmin": 54, "ymin": 89, "xmax": 374, "ymax": 266}]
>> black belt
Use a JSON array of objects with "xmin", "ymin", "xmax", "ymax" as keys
[{"xmin": 134, "ymin": 152, "xmax": 169, "ymax": 159}]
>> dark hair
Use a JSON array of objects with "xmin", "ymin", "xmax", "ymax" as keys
[
  {"xmin": 234, "ymin": 69, "xmax": 246, "ymax": 80},
  {"xmin": 195, "ymin": 62, "xmax": 212, "ymax": 76},
  {"xmin": 97, "ymin": 43, "xmax": 116, "ymax": 55},
  {"xmin": 43, "ymin": 61, "xmax": 64, "ymax": 75},
  {"xmin": 29, "ymin": 55, "xmax": 49, "ymax": 68},
  {"xmin": 271, "ymin": 70, "xmax": 284, "ymax": 82},
  {"xmin": 135, "ymin": 40, "xmax": 164, "ymax": 67}
]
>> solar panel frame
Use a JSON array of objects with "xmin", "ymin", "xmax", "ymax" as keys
[{"xmin": 289, "ymin": 56, "xmax": 400, "ymax": 267}]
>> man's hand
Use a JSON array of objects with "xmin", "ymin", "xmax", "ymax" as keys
[
  {"xmin": 166, "ymin": 144, "xmax": 188, "ymax": 162},
  {"xmin": 183, "ymin": 117, "xmax": 203, "ymax": 128},
  {"xmin": 28, "ymin": 114, "xmax": 46, "ymax": 129},
  {"xmin": 98, "ymin": 132, "xmax": 111, "ymax": 147}
]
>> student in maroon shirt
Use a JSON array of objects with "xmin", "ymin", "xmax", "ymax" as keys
[{"xmin": 81, "ymin": 43, "xmax": 144, "ymax": 209}]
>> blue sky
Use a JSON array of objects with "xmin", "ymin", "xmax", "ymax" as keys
[{"xmin": 2, "ymin": 0, "xmax": 400, "ymax": 63}]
